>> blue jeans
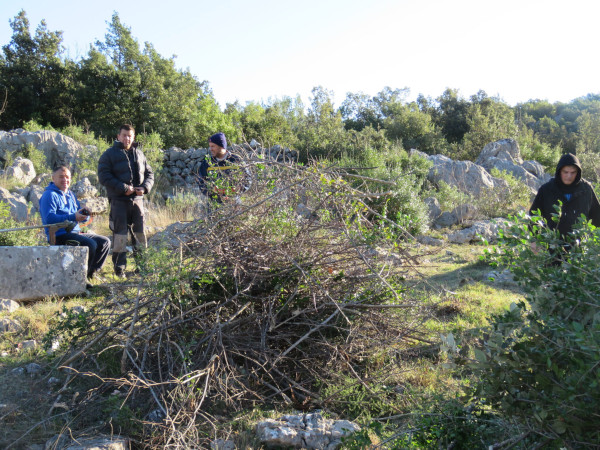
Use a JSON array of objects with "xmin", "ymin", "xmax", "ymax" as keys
[{"xmin": 56, "ymin": 232, "xmax": 111, "ymax": 278}]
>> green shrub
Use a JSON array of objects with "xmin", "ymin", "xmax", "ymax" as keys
[
  {"xmin": 433, "ymin": 180, "xmax": 471, "ymax": 212},
  {"xmin": 136, "ymin": 131, "xmax": 165, "ymax": 174},
  {"xmin": 21, "ymin": 119, "xmax": 54, "ymax": 132},
  {"xmin": 18, "ymin": 143, "xmax": 51, "ymax": 175},
  {"xmin": 337, "ymin": 145, "xmax": 432, "ymax": 235},
  {"xmin": 452, "ymin": 212, "xmax": 600, "ymax": 447},
  {"xmin": 0, "ymin": 201, "xmax": 42, "ymax": 246},
  {"xmin": 475, "ymin": 168, "xmax": 531, "ymax": 218},
  {"xmin": 519, "ymin": 141, "xmax": 561, "ymax": 172}
]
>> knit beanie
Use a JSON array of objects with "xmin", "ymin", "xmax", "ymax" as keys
[{"xmin": 209, "ymin": 132, "xmax": 227, "ymax": 149}]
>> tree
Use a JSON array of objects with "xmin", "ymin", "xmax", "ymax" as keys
[
  {"xmin": 383, "ymin": 102, "xmax": 444, "ymax": 153},
  {"xmin": 74, "ymin": 13, "xmax": 232, "ymax": 147},
  {"xmin": 433, "ymin": 88, "xmax": 471, "ymax": 144},
  {"xmin": 459, "ymin": 92, "xmax": 517, "ymax": 160},
  {"xmin": 296, "ymin": 86, "xmax": 348, "ymax": 160},
  {"xmin": 0, "ymin": 10, "xmax": 71, "ymax": 129},
  {"xmin": 226, "ymin": 97, "xmax": 302, "ymax": 148},
  {"xmin": 339, "ymin": 92, "xmax": 382, "ymax": 132}
]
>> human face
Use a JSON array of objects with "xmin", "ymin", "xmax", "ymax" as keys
[
  {"xmin": 118, "ymin": 129, "xmax": 135, "ymax": 150},
  {"xmin": 209, "ymin": 141, "xmax": 226, "ymax": 159},
  {"xmin": 52, "ymin": 168, "xmax": 71, "ymax": 192},
  {"xmin": 560, "ymin": 165, "xmax": 578, "ymax": 186}
]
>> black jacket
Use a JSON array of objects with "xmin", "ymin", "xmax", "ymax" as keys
[
  {"xmin": 530, "ymin": 153, "xmax": 600, "ymax": 235},
  {"xmin": 98, "ymin": 141, "xmax": 154, "ymax": 200},
  {"xmin": 197, "ymin": 152, "xmax": 251, "ymax": 202}
]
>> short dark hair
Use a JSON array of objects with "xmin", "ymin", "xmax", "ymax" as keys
[
  {"xmin": 119, "ymin": 124, "xmax": 135, "ymax": 134},
  {"xmin": 52, "ymin": 164, "xmax": 71, "ymax": 174}
]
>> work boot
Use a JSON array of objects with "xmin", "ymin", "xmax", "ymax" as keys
[{"xmin": 115, "ymin": 269, "xmax": 126, "ymax": 280}]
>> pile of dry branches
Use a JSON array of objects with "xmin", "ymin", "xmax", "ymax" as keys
[{"xmin": 53, "ymin": 159, "xmax": 430, "ymax": 446}]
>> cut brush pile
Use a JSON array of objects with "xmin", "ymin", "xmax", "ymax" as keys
[{"xmin": 48, "ymin": 159, "xmax": 430, "ymax": 447}]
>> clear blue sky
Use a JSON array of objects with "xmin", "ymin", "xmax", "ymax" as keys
[{"xmin": 1, "ymin": 0, "xmax": 599, "ymax": 109}]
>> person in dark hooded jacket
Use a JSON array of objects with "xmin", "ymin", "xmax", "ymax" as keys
[{"xmin": 529, "ymin": 153, "xmax": 600, "ymax": 236}]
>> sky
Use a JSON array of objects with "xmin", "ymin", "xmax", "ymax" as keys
[{"xmin": 0, "ymin": 0, "xmax": 599, "ymax": 109}]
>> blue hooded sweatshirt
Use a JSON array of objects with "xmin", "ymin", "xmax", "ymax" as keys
[{"xmin": 39, "ymin": 182, "xmax": 81, "ymax": 241}]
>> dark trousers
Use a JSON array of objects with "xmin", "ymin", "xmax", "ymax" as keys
[
  {"xmin": 56, "ymin": 232, "xmax": 111, "ymax": 278},
  {"xmin": 109, "ymin": 198, "xmax": 147, "ymax": 273}
]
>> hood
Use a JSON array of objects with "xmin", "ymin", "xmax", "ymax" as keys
[
  {"xmin": 45, "ymin": 181, "xmax": 66, "ymax": 194},
  {"xmin": 554, "ymin": 153, "xmax": 582, "ymax": 188}
]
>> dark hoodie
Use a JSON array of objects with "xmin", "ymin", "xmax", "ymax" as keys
[{"xmin": 530, "ymin": 153, "xmax": 600, "ymax": 235}]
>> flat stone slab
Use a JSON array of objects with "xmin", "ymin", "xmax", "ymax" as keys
[{"xmin": 0, "ymin": 246, "xmax": 87, "ymax": 301}]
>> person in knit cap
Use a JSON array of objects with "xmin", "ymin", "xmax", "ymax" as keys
[
  {"xmin": 530, "ymin": 153, "xmax": 600, "ymax": 237},
  {"xmin": 197, "ymin": 132, "xmax": 251, "ymax": 204}
]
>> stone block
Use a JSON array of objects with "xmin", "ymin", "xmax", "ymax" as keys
[{"xmin": 0, "ymin": 246, "xmax": 88, "ymax": 301}]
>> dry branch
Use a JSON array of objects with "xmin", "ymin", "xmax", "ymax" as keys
[{"xmin": 51, "ymin": 160, "xmax": 429, "ymax": 447}]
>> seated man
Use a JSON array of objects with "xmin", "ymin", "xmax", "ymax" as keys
[
  {"xmin": 39, "ymin": 165, "xmax": 110, "ymax": 286},
  {"xmin": 197, "ymin": 132, "xmax": 251, "ymax": 204}
]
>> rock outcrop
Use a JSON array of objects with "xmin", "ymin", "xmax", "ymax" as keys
[
  {"xmin": 0, "ymin": 129, "xmax": 85, "ymax": 171},
  {"xmin": 256, "ymin": 412, "xmax": 360, "ymax": 450},
  {"xmin": 475, "ymin": 138, "xmax": 551, "ymax": 192},
  {"xmin": 0, "ymin": 186, "xmax": 29, "ymax": 221},
  {"xmin": 0, "ymin": 246, "xmax": 88, "ymax": 301},
  {"xmin": 5, "ymin": 156, "xmax": 36, "ymax": 185},
  {"xmin": 426, "ymin": 154, "xmax": 509, "ymax": 197}
]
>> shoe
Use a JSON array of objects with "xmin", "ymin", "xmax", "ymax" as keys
[
  {"xmin": 88, "ymin": 272, "xmax": 106, "ymax": 283},
  {"xmin": 115, "ymin": 271, "xmax": 126, "ymax": 280}
]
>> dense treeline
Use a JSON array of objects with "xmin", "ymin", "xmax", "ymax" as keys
[{"xmin": 2, "ymin": 10, "xmax": 600, "ymax": 175}]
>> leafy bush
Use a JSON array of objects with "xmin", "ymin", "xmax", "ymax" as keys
[
  {"xmin": 433, "ymin": 180, "xmax": 472, "ymax": 212},
  {"xmin": 0, "ymin": 201, "xmax": 42, "ymax": 246},
  {"xmin": 17, "ymin": 143, "xmax": 51, "ymax": 175},
  {"xmin": 451, "ymin": 212, "xmax": 600, "ymax": 447},
  {"xmin": 136, "ymin": 131, "xmax": 165, "ymax": 174},
  {"xmin": 337, "ymin": 145, "xmax": 432, "ymax": 235},
  {"xmin": 475, "ymin": 168, "xmax": 531, "ymax": 218}
]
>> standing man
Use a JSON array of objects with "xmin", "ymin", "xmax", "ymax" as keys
[
  {"xmin": 530, "ymin": 153, "xmax": 600, "ymax": 236},
  {"xmin": 197, "ymin": 132, "xmax": 251, "ymax": 204},
  {"xmin": 98, "ymin": 124, "xmax": 154, "ymax": 277},
  {"xmin": 40, "ymin": 165, "xmax": 110, "ymax": 286}
]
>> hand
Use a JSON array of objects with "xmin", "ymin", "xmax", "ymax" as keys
[
  {"xmin": 135, "ymin": 187, "xmax": 145, "ymax": 196},
  {"xmin": 125, "ymin": 185, "xmax": 135, "ymax": 196},
  {"xmin": 75, "ymin": 209, "xmax": 88, "ymax": 222}
]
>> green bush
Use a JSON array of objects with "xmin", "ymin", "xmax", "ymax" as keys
[
  {"xmin": 18, "ymin": 143, "xmax": 51, "ymax": 175},
  {"xmin": 0, "ymin": 201, "xmax": 42, "ymax": 246},
  {"xmin": 455, "ymin": 211, "xmax": 600, "ymax": 447},
  {"xmin": 475, "ymin": 168, "xmax": 531, "ymax": 218},
  {"xmin": 337, "ymin": 145, "xmax": 432, "ymax": 235},
  {"xmin": 136, "ymin": 131, "xmax": 165, "ymax": 174},
  {"xmin": 433, "ymin": 180, "xmax": 471, "ymax": 212}
]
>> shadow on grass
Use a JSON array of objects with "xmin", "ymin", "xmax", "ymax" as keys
[{"xmin": 414, "ymin": 257, "xmax": 525, "ymax": 296}]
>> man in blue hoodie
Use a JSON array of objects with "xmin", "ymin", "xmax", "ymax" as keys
[{"xmin": 39, "ymin": 165, "xmax": 110, "ymax": 285}]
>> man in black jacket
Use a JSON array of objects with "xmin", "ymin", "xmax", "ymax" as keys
[
  {"xmin": 98, "ymin": 124, "xmax": 154, "ymax": 277},
  {"xmin": 530, "ymin": 153, "xmax": 600, "ymax": 241}
]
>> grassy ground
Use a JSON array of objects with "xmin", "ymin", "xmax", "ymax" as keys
[{"xmin": 0, "ymin": 234, "xmax": 523, "ymax": 448}]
